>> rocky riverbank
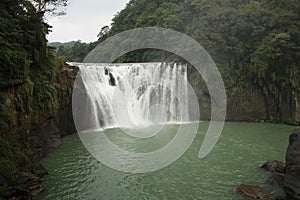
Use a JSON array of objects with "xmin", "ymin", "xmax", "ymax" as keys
[
  {"xmin": 284, "ymin": 127, "xmax": 300, "ymax": 199},
  {"xmin": 238, "ymin": 127, "xmax": 300, "ymax": 200}
]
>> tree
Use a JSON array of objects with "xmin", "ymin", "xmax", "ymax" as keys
[
  {"xmin": 250, "ymin": 32, "xmax": 300, "ymax": 120},
  {"xmin": 97, "ymin": 26, "xmax": 110, "ymax": 38},
  {"xmin": 55, "ymin": 0, "xmax": 300, "ymax": 122},
  {"xmin": 29, "ymin": 0, "xmax": 68, "ymax": 16}
]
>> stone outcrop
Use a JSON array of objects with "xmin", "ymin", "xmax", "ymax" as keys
[
  {"xmin": 189, "ymin": 70, "xmax": 300, "ymax": 125},
  {"xmin": 31, "ymin": 119, "xmax": 61, "ymax": 161},
  {"xmin": 284, "ymin": 128, "xmax": 300, "ymax": 200},
  {"xmin": 266, "ymin": 173, "xmax": 285, "ymax": 186},
  {"xmin": 238, "ymin": 160, "xmax": 287, "ymax": 199},
  {"xmin": 57, "ymin": 103, "xmax": 76, "ymax": 137},
  {"xmin": 108, "ymin": 72, "xmax": 116, "ymax": 86},
  {"xmin": 238, "ymin": 184, "xmax": 270, "ymax": 199},
  {"xmin": 15, "ymin": 163, "xmax": 48, "ymax": 200},
  {"xmin": 260, "ymin": 160, "xmax": 286, "ymax": 174},
  {"xmin": 56, "ymin": 65, "xmax": 77, "ymax": 137}
]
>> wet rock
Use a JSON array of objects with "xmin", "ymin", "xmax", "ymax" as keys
[
  {"xmin": 58, "ymin": 101, "xmax": 76, "ymax": 137},
  {"xmin": 32, "ymin": 163, "xmax": 48, "ymax": 177},
  {"xmin": 109, "ymin": 72, "xmax": 116, "ymax": 86},
  {"xmin": 105, "ymin": 67, "xmax": 108, "ymax": 75},
  {"xmin": 260, "ymin": 160, "xmax": 286, "ymax": 173},
  {"xmin": 22, "ymin": 172, "xmax": 40, "ymax": 182},
  {"xmin": 238, "ymin": 184, "xmax": 270, "ymax": 199},
  {"xmin": 284, "ymin": 129, "xmax": 300, "ymax": 200},
  {"xmin": 266, "ymin": 173, "xmax": 285, "ymax": 186},
  {"xmin": 32, "ymin": 188, "xmax": 45, "ymax": 199},
  {"xmin": 19, "ymin": 163, "xmax": 48, "ymax": 199},
  {"xmin": 31, "ymin": 119, "xmax": 61, "ymax": 160}
]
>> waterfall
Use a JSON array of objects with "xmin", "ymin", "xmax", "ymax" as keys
[{"xmin": 73, "ymin": 62, "xmax": 189, "ymax": 130}]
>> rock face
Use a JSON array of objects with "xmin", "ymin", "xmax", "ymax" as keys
[
  {"xmin": 226, "ymin": 86, "xmax": 267, "ymax": 122},
  {"xmin": 29, "ymin": 66, "xmax": 78, "ymax": 161},
  {"xmin": 57, "ymin": 100, "xmax": 76, "ymax": 137},
  {"xmin": 191, "ymin": 72, "xmax": 300, "ymax": 124},
  {"xmin": 0, "ymin": 63, "xmax": 78, "ymax": 199},
  {"xmin": 238, "ymin": 184, "xmax": 270, "ymax": 199},
  {"xmin": 31, "ymin": 119, "xmax": 61, "ymax": 160},
  {"xmin": 266, "ymin": 173, "xmax": 285, "ymax": 186},
  {"xmin": 296, "ymin": 97, "xmax": 300, "ymax": 123},
  {"xmin": 261, "ymin": 160, "xmax": 286, "ymax": 173},
  {"xmin": 108, "ymin": 72, "xmax": 116, "ymax": 86},
  {"xmin": 284, "ymin": 129, "xmax": 300, "ymax": 200}
]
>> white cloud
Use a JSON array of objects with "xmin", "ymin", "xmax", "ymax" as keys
[{"xmin": 47, "ymin": 0, "xmax": 129, "ymax": 42}]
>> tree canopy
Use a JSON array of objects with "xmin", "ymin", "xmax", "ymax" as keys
[
  {"xmin": 0, "ymin": 0, "xmax": 69, "ymax": 198},
  {"xmin": 56, "ymin": 0, "xmax": 300, "ymax": 122}
]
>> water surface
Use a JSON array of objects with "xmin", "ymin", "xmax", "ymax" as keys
[{"xmin": 40, "ymin": 122, "xmax": 293, "ymax": 200}]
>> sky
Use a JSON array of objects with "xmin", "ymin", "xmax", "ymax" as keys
[{"xmin": 46, "ymin": 0, "xmax": 129, "ymax": 43}]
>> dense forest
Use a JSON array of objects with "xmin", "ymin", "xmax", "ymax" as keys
[
  {"xmin": 57, "ymin": 0, "xmax": 300, "ymax": 123},
  {"xmin": 0, "ymin": 0, "xmax": 76, "ymax": 198}
]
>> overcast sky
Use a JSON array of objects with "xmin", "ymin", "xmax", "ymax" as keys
[{"xmin": 46, "ymin": 0, "xmax": 129, "ymax": 43}]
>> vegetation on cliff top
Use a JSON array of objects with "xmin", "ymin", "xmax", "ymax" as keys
[{"xmin": 57, "ymin": 0, "xmax": 300, "ymax": 123}]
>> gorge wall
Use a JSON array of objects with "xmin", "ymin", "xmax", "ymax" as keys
[
  {"xmin": 0, "ymin": 61, "xmax": 77, "ymax": 199},
  {"xmin": 226, "ymin": 87, "xmax": 300, "ymax": 125},
  {"xmin": 188, "ymin": 67, "xmax": 300, "ymax": 125}
]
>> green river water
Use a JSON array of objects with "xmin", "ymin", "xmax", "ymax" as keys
[{"xmin": 39, "ymin": 122, "xmax": 294, "ymax": 200}]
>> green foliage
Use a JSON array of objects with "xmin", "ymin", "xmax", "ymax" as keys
[
  {"xmin": 54, "ymin": 0, "xmax": 299, "ymax": 122},
  {"xmin": 0, "ymin": 134, "xmax": 31, "ymax": 197},
  {"xmin": 49, "ymin": 41, "xmax": 77, "ymax": 48},
  {"xmin": 30, "ymin": 0, "xmax": 68, "ymax": 16},
  {"xmin": 34, "ymin": 82, "xmax": 59, "ymax": 117},
  {"xmin": 52, "ymin": 0, "xmax": 300, "ymax": 122},
  {"xmin": 0, "ymin": 0, "xmax": 71, "ymax": 198},
  {"xmin": 0, "ymin": 0, "xmax": 53, "ymax": 84},
  {"xmin": 105, "ymin": 0, "xmax": 300, "ymax": 122},
  {"xmin": 56, "ymin": 40, "xmax": 98, "ymax": 62}
]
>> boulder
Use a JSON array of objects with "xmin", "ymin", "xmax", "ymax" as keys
[
  {"xmin": 266, "ymin": 173, "xmax": 285, "ymax": 186},
  {"xmin": 238, "ymin": 184, "xmax": 270, "ymax": 199},
  {"xmin": 260, "ymin": 160, "xmax": 286, "ymax": 173},
  {"xmin": 284, "ymin": 129, "xmax": 300, "ymax": 200},
  {"xmin": 109, "ymin": 72, "xmax": 116, "ymax": 86}
]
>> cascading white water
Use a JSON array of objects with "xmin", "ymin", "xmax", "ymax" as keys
[{"xmin": 75, "ymin": 62, "xmax": 189, "ymax": 130}]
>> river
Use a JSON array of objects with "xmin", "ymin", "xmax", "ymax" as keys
[{"xmin": 39, "ymin": 122, "xmax": 293, "ymax": 200}]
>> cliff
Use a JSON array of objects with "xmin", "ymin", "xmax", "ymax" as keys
[
  {"xmin": 189, "ymin": 71, "xmax": 300, "ymax": 125},
  {"xmin": 284, "ymin": 127, "xmax": 300, "ymax": 199},
  {"xmin": 0, "ymin": 59, "xmax": 77, "ymax": 199}
]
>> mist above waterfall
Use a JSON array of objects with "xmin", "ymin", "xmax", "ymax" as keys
[{"xmin": 73, "ymin": 62, "xmax": 189, "ymax": 131}]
